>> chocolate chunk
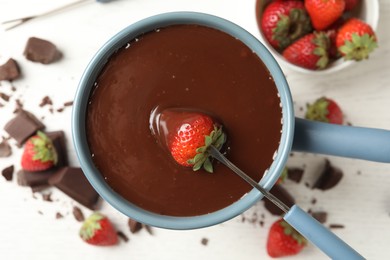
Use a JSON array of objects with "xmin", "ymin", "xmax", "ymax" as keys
[
  {"xmin": 201, "ymin": 238, "xmax": 209, "ymax": 246},
  {"xmin": 17, "ymin": 170, "xmax": 54, "ymax": 187},
  {"xmin": 39, "ymin": 96, "xmax": 53, "ymax": 107},
  {"xmin": 48, "ymin": 167, "xmax": 100, "ymax": 210},
  {"xmin": 0, "ymin": 140, "xmax": 12, "ymax": 157},
  {"xmin": 1, "ymin": 165, "xmax": 14, "ymax": 181},
  {"xmin": 128, "ymin": 218, "xmax": 143, "ymax": 233},
  {"xmin": 63, "ymin": 101, "xmax": 73, "ymax": 107},
  {"xmin": 0, "ymin": 92, "xmax": 10, "ymax": 102},
  {"xmin": 0, "ymin": 58, "xmax": 20, "ymax": 81},
  {"xmin": 117, "ymin": 231, "xmax": 129, "ymax": 243},
  {"xmin": 287, "ymin": 168, "xmax": 304, "ymax": 183},
  {"xmin": 311, "ymin": 211, "xmax": 327, "ymax": 224},
  {"xmin": 55, "ymin": 212, "xmax": 64, "ymax": 219},
  {"xmin": 4, "ymin": 110, "xmax": 45, "ymax": 145},
  {"xmin": 312, "ymin": 159, "xmax": 343, "ymax": 191},
  {"xmin": 72, "ymin": 206, "xmax": 85, "ymax": 222},
  {"xmin": 24, "ymin": 37, "xmax": 62, "ymax": 64},
  {"xmin": 264, "ymin": 184, "xmax": 295, "ymax": 216}
]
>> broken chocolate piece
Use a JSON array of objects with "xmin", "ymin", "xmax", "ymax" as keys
[
  {"xmin": 4, "ymin": 110, "xmax": 45, "ymax": 145},
  {"xmin": 329, "ymin": 224, "xmax": 345, "ymax": 229},
  {"xmin": 17, "ymin": 170, "xmax": 54, "ymax": 187},
  {"xmin": 72, "ymin": 206, "xmax": 85, "ymax": 222},
  {"xmin": 287, "ymin": 168, "xmax": 304, "ymax": 183},
  {"xmin": 0, "ymin": 92, "xmax": 10, "ymax": 102},
  {"xmin": 1, "ymin": 165, "xmax": 14, "ymax": 181},
  {"xmin": 23, "ymin": 37, "xmax": 62, "ymax": 64},
  {"xmin": 39, "ymin": 96, "xmax": 53, "ymax": 107},
  {"xmin": 311, "ymin": 211, "xmax": 327, "ymax": 224},
  {"xmin": 128, "ymin": 218, "xmax": 142, "ymax": 233},
  {"xmin": 48, "ymin": 167, "xmax": 100, "ymax": 210},
  {"xmin": 312, "ymin": 159, "xmax": 343, "ymax": 191},
  {"xmin": 0, "ymin": 140, "xmax": 12, "ymax": 157},
  {"xmin": 63, "ymin": 101, "xmax": 73, "ymax": 107},
  {"xmin": 46, "ymin": 131, "xmax": 68, "ymax": 167},
  {"xmin": 55, "ymin": 212, "xmax": 64, "ymax": 219},
  {"xmin": 264, "ymin": 184, "xmax": 295, "ymax": 216},
  {"xmin": 117, "ymin": 231, "xmax": 129, "ymax": 243},
  {"xmin": 0, "ymin": 58, "xmax": 20, "ymax": 81}
]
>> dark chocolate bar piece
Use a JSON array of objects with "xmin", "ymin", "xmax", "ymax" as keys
[
  {"xmin": 46, "ymin": 131, "xmax": 68, "ymax": 167},
  {"xmin": 48, "ymin": 167, "xmax": 100, "ymax": 210},
  {"xmin": 128, "ymin": 218, "xmax": 143, "ymax": 233},
  {"xmin": 312, "ymin": 159, "xmax": 343, "ymax": 191},
  {"xmin": 24, "ymin": 37, "xmax": 62, "ymax": 64},
  {"xmin": 264, "ymin": 184, "xmax": 295, "ymax": 216},
  {"xmin": 287, "ymin": 168, "xmax": 304, "ymax": 183},
  {"xmin": 4, "ymin": 110, "xmax": 45, "ymax": 145},
  {"xmin": 17, "ymin": 169, "xmax": 54, "ymax": 187},
  {"xmin": 0, "ymin": 58, "xmax": 20, "ymax": 81}
]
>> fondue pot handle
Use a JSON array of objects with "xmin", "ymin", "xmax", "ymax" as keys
[
  {"xmin": 293, "ymin": 118, "xmax": 390, "ymax": 163},
  {"xmin": 284, "ymin": 205, "xmax": 364, "ymax": 260}
]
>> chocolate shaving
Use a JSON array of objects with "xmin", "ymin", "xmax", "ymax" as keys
[
  {"xmin": 72, "ymin": 206, "xmax": 84, "ymax": 222},
  {"xmin": 329, "ymin": 224, "xmax": 345, "ymax": 229},
  {"xmin": 1, "ymin": 165, "xmax": 14, "ymax": 181},
  {"xmin": 39, "ymin": 96, "xmax": 53, "ymax": 107},
  {"xmin": 312, "ymin": 159, "xmax": 343, "ymax": 191},
  {"xmin": 117, "ymin": 231, "xmax": 129, "ymax": 243},
  {"xmin": 0, "ymin": 92, "xmax": 10, "ymax": 102}
]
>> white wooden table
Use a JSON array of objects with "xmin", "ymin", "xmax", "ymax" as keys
[{"xmin": 1, "ymin": 0, "xmax": 390, "ymax": 259}]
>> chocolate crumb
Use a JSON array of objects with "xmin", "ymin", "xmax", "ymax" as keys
[
  {"xmin": 128, "ymin": 218, "xmax": 142, "ymax": 233},
  {"xmin": 0, "ymin": 140, "xmax": 12, "ymax": 157},
  {"xmin": 38, "ymin": 210, "xmax": 43, "ymax": 215},
  {"xmin": 259, "ymin": 220, "xmax": 264, "ymax": 227},
  {"xmin": 11, "ymin": 85, "xmax": 16, "ymax": 92},
  {"xmin": 64, "ymin": 101, "xmax": 73, "ymax": 107},
  {"xmin": 72, "ymin": 206, "xmax": 85, "ymax": 222},
  {"xmin": 57, "ymin": 107, "xmax": 64, "ymax": 112},
  {"xmin": 49, "ymin": 108, "xmax": 53, "ymax": 114},
  {"xmin": 39, "ymin": 96, "xmax": 53, "ymax": 107},
  {"xmin": 55, "ymin": 212, "xmax": 64, "ymax": 219},
  {"xmin": 117, "ymin": 231, "xmax": 129, "ymax": 243},
  {"xmin": 311, "ymin": 211, "xmax": 327, "ymax": 224},
  {"xmin": 42, "ymin": 192, "xmax": 53, "ymax": 202},
  {"xmin": 357, "ymin": 171, "xmax": 362, "ymax": 175},
  {"xmin": 329, "ymin": 224, "xmax": 344, "ymax": 229},
  {"xmin": 201, "ymin": 238, "xmax": 209, "ymax": 246},
  {"xmin": 311, "ymin": 198, "xmax": 317, "ymax": 205},
  {"xmin": 305, "ymin": 182, "xmax": 310, "ymax": 188},
  {"xmin": 1, "ymin": 165, "xmax": 14, "ymax": 181},
  {"xmin": 0, "ymin": 92, "xmax": 10, "ymax": 102}
]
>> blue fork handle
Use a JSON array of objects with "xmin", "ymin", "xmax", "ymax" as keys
[
  {"xmin": 293, "ymin": 118, "xmax": 390, "ymax": 163},
  {"xmin": 284, "ymin": 205, "xmax": 364, "ymax": 260}
]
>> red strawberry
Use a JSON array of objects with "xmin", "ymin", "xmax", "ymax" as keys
[
  {"xmin": 282, "ymin": 32, "xmax": 330, "ymax": 70},
  {"xmin": 161, "ymin": 110, "xmax": 226, "ymax": 173},
  {"xmin": 80, "ymin": 212, "xmax": 118, "ymax": 246},
  {"xmin": 336, "ymin": 18, "xmax": 377, "ymax": 61},
  {"xmin": 21, "ymin": 131, "xmax": 58, "ymax": 172},
  {"xmin": 325, "ymin": 18, "xmax": 345, "ymax": 59},
  {"xmin": 305, "ymin": 0, "xmax": 345, "ymax": 30},
  {"xmin": 261, "ymin": 1, "xmax": 312, "ymax": 50},
  {"xmin": 344, "ymin": 0, "xmax": 359, "ymax": 11},
  {"xmin": 267, "ymin": 219, "xmax": 307, "ymax": 258},
  {"xmin": 305, "ymin": 97, "xmax": 343, "ymax": 124}
]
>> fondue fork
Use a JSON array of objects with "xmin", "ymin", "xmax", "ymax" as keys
[{"xmin": 209, "ymin": 145, "xmax": 364, "ymax": 260}]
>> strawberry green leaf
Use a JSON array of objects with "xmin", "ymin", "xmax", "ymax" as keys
[
  {"xmin": 340, "ymin": 33, "xmax": 378, "ymax": 61},
  {"xmin": 31, "ymin": 131, "xmax": 58, "ymax": 164},
  {"xmin": 80, "ymin": 212, "xmax": 105, "ymax": 240},
  {"xmin": 203, "ymin": 158, "xmax": 213, "ymax": 173}
]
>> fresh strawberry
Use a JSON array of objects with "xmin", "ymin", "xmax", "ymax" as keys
[
  {"xmin": 282, "ymin": 32, "xmax": 330, "ymax": 70},
  {"xmin": 336, "ymin": 18, "xmax": 377, "ymax": 61},
  {"xmin": 80, "ymin": 212, "xmax": 118, "ymax": 246},
  {"xmin": 21, "ymin": 131, "xmax": 58, "ymax": 172},
  {"xmin": 166, "ymin": 111, "xmax": 226, "ymax": 173},
  {"xmin": 305, "ymin": 0, "xmax": 345, "ymax": 30},
  {"xmin": 344, "ymin": 0, "xmax": 359, "ymax": 11},
  {"xmin": 325, "ymin": 18, "xmax": 345, "ymax": 59},
  {"xmin": 267, "ymin": 219, "xmax": 307, "ymax": 258},
  {"xmin": 261, "ymin": 1, "xmax": 312, "ymax": 50},
  {"xmin": 305, "ymin": 97, "xmax": 343, "ymax": 124}
]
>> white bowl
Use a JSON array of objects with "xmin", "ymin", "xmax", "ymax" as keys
[{"xmin": 255, "ymin": 0, "xmax": 379, "ymax": 74}]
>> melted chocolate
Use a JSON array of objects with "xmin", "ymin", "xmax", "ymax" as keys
[{"xmin": 86, "ymin": 25, "xmax": 282, "ymax": 216}]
